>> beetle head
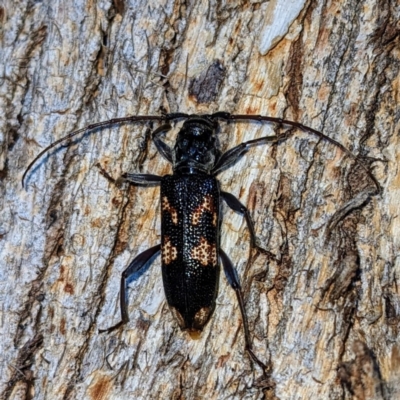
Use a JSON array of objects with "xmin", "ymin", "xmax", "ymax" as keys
[{"xmin": 173, "ymin": 117, "xmax": 220, "ymax": 173}]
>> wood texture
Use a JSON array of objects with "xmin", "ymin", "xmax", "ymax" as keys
[{"xmin": 0, "ymin": 0, "xmax": 399, "ymax": 399}]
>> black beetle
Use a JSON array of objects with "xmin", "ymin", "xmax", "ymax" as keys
[{"xmin": 22, "ymin": 111, "xmax": 379, "ymax": 373}]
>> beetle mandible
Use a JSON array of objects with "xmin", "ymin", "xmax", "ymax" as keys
[{"xmin": 22, "ymin": 111, "xmax": 379, "ymax": 374}]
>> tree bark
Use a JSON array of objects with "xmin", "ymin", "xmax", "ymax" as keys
[{"xmin": 1, "ymin": 0, "xmax": 399, "ymax": 399}]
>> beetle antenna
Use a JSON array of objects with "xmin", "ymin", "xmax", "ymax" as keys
[
  {"xmin": 22, "ymin": 115, "xmax": 170, "ymax": 188},
  {"xmin": 212, "ymin": 112, "xmax": 381, "ymax": 194}
]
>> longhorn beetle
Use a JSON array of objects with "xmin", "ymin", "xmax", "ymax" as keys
[{"xmin": 22, "ymin": 111, "xmax": 379, "ymax": 373}]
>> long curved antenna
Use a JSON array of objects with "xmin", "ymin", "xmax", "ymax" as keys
[
  {"xmin": 22, "ymin": 115, "xmax": 170, "ymax": 188},
  {"xmin": 210, "ymin": 112, "xmax": 381, "ymax": 193}
]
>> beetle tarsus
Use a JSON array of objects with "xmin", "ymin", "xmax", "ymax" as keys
[{"xmin": 99, "ymin": 320, "xmax": 124, "ymax": 334}]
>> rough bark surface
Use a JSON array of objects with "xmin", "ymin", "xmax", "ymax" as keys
[{"xmin": 0, "ymin": 0, "xmax": 399, "ymax": 399}]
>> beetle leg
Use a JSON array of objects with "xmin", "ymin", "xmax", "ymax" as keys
[
  {"xmin": 119, "ymin": 173, "xmax": 162, "ymax": 186},
  {"xmin": 100, "ymin": 244, "xmax": 161, "ymax": 333},
  {"xmin": 221, "ymin": 191, "xmax": 268, "ymax": 254},
  {"xmin": 152, "ymin": 123, "xmax": 174, "ymax": 163},
  {"xmin": 96, "ymin": 163, "xmax": 162, "ymax": 186},
  {"xmin": 220, "ymin": 249, "xmax": 269, "ymax": 375},
  {"xmin": 212, "ymin": 134, "xmax": 285, "ymax": 176}
]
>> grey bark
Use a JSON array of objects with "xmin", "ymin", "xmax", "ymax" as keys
[{"xmin": 0, "ymin": 0, "xmax": 399, "ymax": 399}]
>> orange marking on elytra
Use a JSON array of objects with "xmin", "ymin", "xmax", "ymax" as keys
[
  {"xmin": 191, "ymin": 237, "xmax": 217, "ymax": 266},
  {"xmin": 192, "ymin": 195, "xmax": 217, "ymax": 226},
  {"xmin": 162, "ymin": 196, "xmax": 178, "ymax": 224},
  {"xmin": 162, "ymin": 236, "xmax": 178, "ymax": 265}
]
